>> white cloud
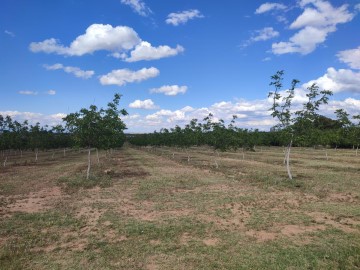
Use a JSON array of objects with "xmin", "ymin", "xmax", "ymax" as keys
[
  {"xmin": 291, "ymin": 0, "xmax": 353, "ymax": 29},
  {"xmin": 140, "ymin": 99, "xmax": 273, "ymax": 131},
  {"xmin": 123, "ymin": 114, "xmax": 141, "ymax": 120},
  {"xmin": 99, "ymin": 67, "xmax": 159, "ymax": 86},
  {"xmin": 121, "ymin": 0, "xmax": 152, "ymax": 16},
  {"xmin": 303, "ymin": 67, "xmax": 360, "ymax": 94},
  {"xmin": 44, "ymin": 63, "xmax": 94, "ymax": 79},
  {"xmin": 242, "ymin": 27, "xmax": 279, "ymax": 48},
  {"xmin": 262, "ymin": 57, "xmax": 272, "ymax": 61},
  {"xmin": 0, "ymin": 111, "xmax": 67, "ymax": 126},
  {"xmin": 4, "ymin": 30, "xmax": 15, "ymax": 37},
  {"xmin": 255, "ymin": 2, "xmax": 287, "ymax": 14},
  {"xmin": 150, "ymin": 85, "xmax": 187, "ymax": 96},
  {"xmin": 18, "ymin": 91, "xmax": 38, "ymax": 95},
  {"xmin": 252, "ymin": 27, "xmax": 279, "ymax": 42},
  {"xmin": 166, "ymin": 9, "xmax": 204, "ymax": 26},
  {"xmin": 124, "ymin": 66, "xmax": 360, "ymax": 132},
  {"xmin": 129, "ymin": 99, "xmax": 159, "ymax": 109},
  {"xmin": 125, "ymin": 90, "xmax": 360, "ymax": 133},
  {"xmin": 46, "ymin": 90, "xmax": 56, "ymax": 95},
  {"xmin": 124, "ymin": 41, "xmax": 184, "ymax": 62},
  {"xmin": 29, "ymin": 23, "xmax": 184, "ymax": 62},
  {"xmin": 145, "ymin": 108, "xmax": 191, "ymax": 124},
  {"xmin": 337, "ymin": 46, "xmax": 360, "ymax": 70},
  {"xmin": 272, "ymin": 0, "xmax": 355, "ymax": 55},
  {"xmin": 356, "ymin": 3, "xmax": 360, "ymax": 11},
  {"xmin": 272, "ymin": 26, "xmax": 328, "ymax": 54},
  {"xmin": 30, "ymin": 24, "xmax": 141, "ymax": 56}
]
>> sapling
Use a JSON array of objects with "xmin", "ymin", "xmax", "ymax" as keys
[
  {"xmin": 214, "ymin": 158, "xmax": 219, "ymax": 168},
  {"xmin": 269, "ymin": 71, "xmax": 332, "ymax": 180},
  {"xmin": 268, "ymin": 71, "xmax": 298, "ymax": 180}
]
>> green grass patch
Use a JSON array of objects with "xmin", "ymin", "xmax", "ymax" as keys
[
  {"xmin": 57, "ymin": 173, "xmax": 112, "ymax": 193},
  {"xmin": 0, "ymin": 211, "xmax": 84, "ymax": 269}
]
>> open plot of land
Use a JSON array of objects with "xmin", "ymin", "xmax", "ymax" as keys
[{"xmin": 0, "ymin": 146, "xmax": 359, "ymax": 269}]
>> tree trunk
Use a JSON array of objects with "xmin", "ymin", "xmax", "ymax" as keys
[
  {"xmin": 96, "ymin": 148, "xmax": 100, "ymax": 165},
  {"xmin": 35, "ymin": 149, "xmax": 38, "ymax": 162},
  {"xmin": 286, "ymin": 140, "xmax": 293, "ymax": 180},
  {"xmin": 86, "ymin": 148, "xmax": 91, "ymax": 180},
  {"xmin": 356, "ymin": 145, "xmax": 359, "ymax": 157},
  {"xmin": 64, "ymin": 148, "xmax": 66, "ymax": 157},
  {"xmin": 325, "ymin": 149, "xmax": 328, "ymax": 161},
  {"xmin": 283, "ymin": 145, "xmax": 289, "ymax": 165},
  {"xmin": 3, "ymin": 156, "xmax": 7, "ymax": 167},
  {"xmin": 52, "ymin": 151, "xmax": 55, "ymax": 159},
  {"xmin": 214, "ymin": 159, "xmax": 219, "ymax": 168}
]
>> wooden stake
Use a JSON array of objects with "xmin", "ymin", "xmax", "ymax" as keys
[{"xmin": 87, "ymin": 148, "xmax": 91, "ymax": 180}]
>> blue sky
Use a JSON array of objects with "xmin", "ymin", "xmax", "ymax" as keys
[{"xmin": 1, "ymin": 0, "xmax": 360, "ymax": 132}]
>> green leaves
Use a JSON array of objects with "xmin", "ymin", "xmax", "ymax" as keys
[{"xmin": 63, "ymin": 93, "xmax": 128, "ymax": 149}]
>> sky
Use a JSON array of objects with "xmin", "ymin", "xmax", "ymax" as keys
[{"xmin": 1, "ymin": 0, "xmax": 360, "ymax": 133}]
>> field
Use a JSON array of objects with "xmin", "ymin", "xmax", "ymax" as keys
[{"xmin": 0, "ymin": 145, "xmax": 359, "ymax": 269}]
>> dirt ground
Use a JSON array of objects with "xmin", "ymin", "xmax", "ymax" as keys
[{"xmin": 0, "ymin": 146, "xmax": 359, "ymax": 269}]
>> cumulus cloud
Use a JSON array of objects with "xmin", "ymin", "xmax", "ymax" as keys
[
  {"xmin": 303, "ymin": 67, "xmax": 360, "ymax": 94},
  {"xmin": 255, "ymin": 2, "xmax": 287, "ymax": 14},
  {"xmin": 121, "ymin": 0, "xmax": 152, "ymax": 16},
  {"xmin": 124, "ymin": 41, "xmax": 184, "ymax": 62},
  {"xmin": 272, "ymin": 0, "xmax": 355, "ymax": 55},
  {"xmin": 337, "ymin": 46, "xmax": 360, "ymax": 70},
  {"xmin": 124, "ymin": 90, "xmax": 360, "ymax": 133},
  {"xmin": 99, "ymin": 67, "xmax": 159, "ymax": 86},
  {"xmin": 18, "ymin": 91, "xmax": 38, "ymax": 95},
  {"xmin": 30, "ymin": 24, "xmax": 141, "ymax": 56},
  {"xmin": 136, "ymin": 99, "xmax": 276, "ymax": 132},
  {"xmin": 124, "ymin": 66, "xmax": 360, "ymax": 132},
  {"xmin": 46, "ymin": 90, "xmax": 56, "ymax": 95},
  {"xmin": 145, "ymin": 108, "xmax": 192, "ymax": 124},
  {"xmin": 29, "ymin": 23, "xmax": 184, "ymax": 62},
  {"xmin": 0, "ymin": 111, "xmax": 67, "ymax": 126},
  {"xmin": 129, "ymin": 99, "xmax": 159, "ymax": 109},
  {"xmin": 44, "ymin": 63, "xmax": 94, "ymax": 79},
  {"xmin": 150, "ymin": 85, "xmax": 187, "ymax": 96},
  {"xmin": 166, "ymin": 9, "xmax": 204, "ymax": 26}
]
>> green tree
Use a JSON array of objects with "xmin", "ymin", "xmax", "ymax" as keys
[
  {"xmin": 63, "ymin": 93, "xmax": 127, "ymax": 179},
  {"xmin": 268, "ymin": 71, "xmax": 332, "ymax": 180},
  {"xmin": 268, "ymin": 70, "xmax": 299, "ymax": 180}
]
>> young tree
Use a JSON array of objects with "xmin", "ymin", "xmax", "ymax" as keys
[
  {"xmin": 63, "ymin": 93, "xmax": 127, "ymax": 179},
  {"xmin": 268, "ymin": 70, "xmax": 299, "ymax": 180},
  {"xmin": 268, "ymin": 71, "xmax": 332, "ymax": 180}
]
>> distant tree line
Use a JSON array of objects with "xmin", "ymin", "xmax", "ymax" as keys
[
  {"xmin": 129, "ymin": 71, "xmax": 360, "ymax": 152},
  {"xmin": 0, "ymin": 94, "xmax": 128, "ymax": 153},
  {"xmin": 0, "ymin": 115, "xmax": 72, "ymax": 151},
  {"xmin": 128, "ymin": 111, "xmax": 359, "ymax": 150}
]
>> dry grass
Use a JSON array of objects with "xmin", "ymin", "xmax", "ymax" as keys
[{"xmin": 0, "ymin": 145, "xmax": 359, "ymax": 269}]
